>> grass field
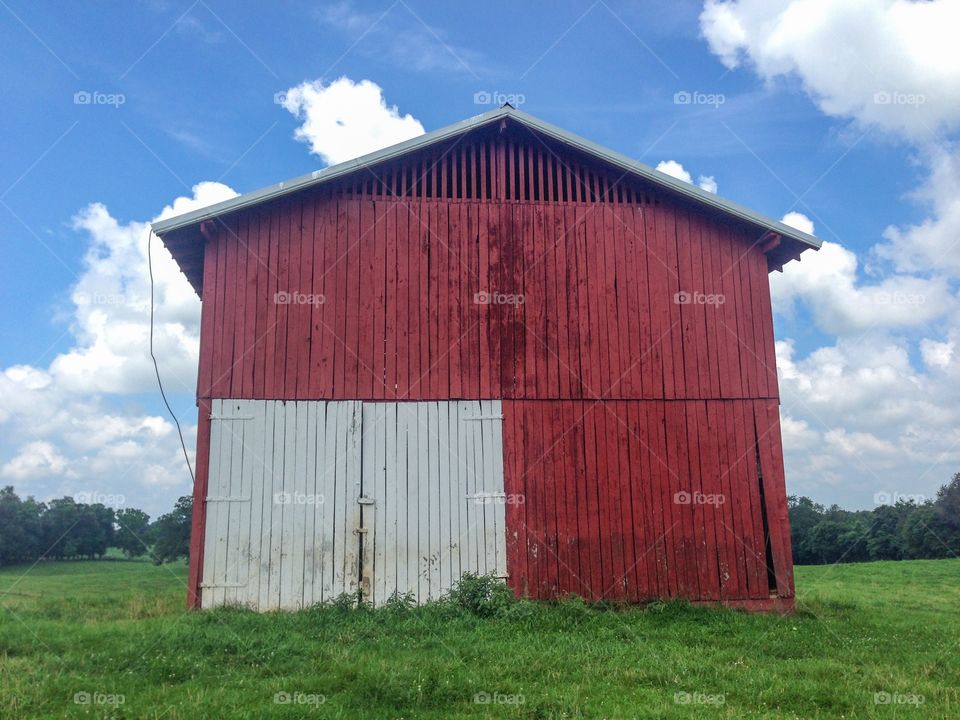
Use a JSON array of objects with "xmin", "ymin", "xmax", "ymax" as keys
[{"xmin": 0, "ymin": 559, "xmax": 957, "ymax": 719}]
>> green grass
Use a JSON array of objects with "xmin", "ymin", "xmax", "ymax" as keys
[{"xmin": 1, "ymin": 559, "xmax": 958, "ymax": 719}]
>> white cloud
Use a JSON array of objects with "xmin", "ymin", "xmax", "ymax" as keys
[
  {"xmin": 48, "ymin": 181, "xmax": 236, "ymax": 396},
  {"xmin": 770, "ymin": 240, "xmax": 955, "ymax": 334},
  {"xmin": 655, "ymin": 160, "xmax": 719, "ymax": 193},
  {"xmin": 280, "ymin": 77, "xmax": 424, "ymax": 166},
  {"xmin": 0, "ymin": 183, "xmax": 236, "ymax": 516},
  {"xmin": 878, "ymin": 147, "xmax": 960, "ymax": 276},
  {"xmin": 697, "ymin": 175, "xmax": 718, "ymax": 194},
  {"xmin": 1, "ymin": 441, "xmax": 68, "ymax": 480},
  {"xmin": 700, "ymin": 1, "xmax": 960, "ymax": 505},
  {"xmin": 781, "ymin": 210, "xmax": 814, "ymax": 235},
  {"xmin": 700, "ymin": 0, "xmax": 960, "ymax": 139}
]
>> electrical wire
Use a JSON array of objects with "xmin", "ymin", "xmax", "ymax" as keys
[{"xmin": 147, "ymin": 230, "xmax": 195, "ymax": 484}]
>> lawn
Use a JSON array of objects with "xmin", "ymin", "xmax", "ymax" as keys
[{"xmin": 0, "ymin": 558, "xmax": 957, "ymax": 719}]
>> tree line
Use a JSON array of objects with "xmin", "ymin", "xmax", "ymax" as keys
[
  {"xmin": 1, "ymin": 473, "xmax": 957, "ymax": 569},
  {"xmin": 789, "ymin": 472, "xmax": 960, "ymax": 564},
  {"xmin": 0, "ymin": 487, "xmax": 192, "ymax": 567}
]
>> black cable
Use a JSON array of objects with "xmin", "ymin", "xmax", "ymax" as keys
[{"xmin": 147, "ymin": 230, "xmax": 196, "ymax": 484}]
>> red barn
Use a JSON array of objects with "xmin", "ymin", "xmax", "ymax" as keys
[{"xmin": 154, "ymin": 106, "xmax": 818, "ymax": 612}]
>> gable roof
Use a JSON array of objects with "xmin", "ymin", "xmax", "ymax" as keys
[{"xmin": 153, "ymin": 105, "xmax": 820, "ymax": 289}]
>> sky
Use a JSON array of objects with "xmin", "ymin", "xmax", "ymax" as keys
[{"xmin": 1, "ymin": 0, "xmax": 959, "ymax": 518}]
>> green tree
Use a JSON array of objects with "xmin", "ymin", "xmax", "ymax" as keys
[
  {"xmin": 151, "ymin": 496, "xmax": 192, "ymax": 564},
  {"xmin": 115, "ymin": 508, "xmax": 151, "ymax": 558},
  {"xmin": 0, "ymin": 487, "xmax": 43, "ymax": 566}
]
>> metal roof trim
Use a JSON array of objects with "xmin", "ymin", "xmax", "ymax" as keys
[{"xmin": 151, "ymin": 105, "xmax": 821, "ymax": 251}]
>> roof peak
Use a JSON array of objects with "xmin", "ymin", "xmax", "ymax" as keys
[{"xmin": 152, "ymin": 105, "xmax": 820, "ymax": 256}]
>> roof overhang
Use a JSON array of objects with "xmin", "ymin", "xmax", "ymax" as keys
[{"xmin": 153, "ymin": 105, "xmax": 821, "ymax": 287}]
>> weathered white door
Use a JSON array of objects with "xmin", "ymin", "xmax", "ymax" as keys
[
  {"xmin": 360, "ymin": 400, "xmax": 507, "ymax": 606},
  {"xmin": 201, "ymin": 399, "xmax": 506, "ymax": 610},
  {"xmin": 202, "ymin": 399, "xmax": 362, "ymax": 611}
]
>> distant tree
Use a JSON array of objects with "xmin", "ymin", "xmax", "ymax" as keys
[
  {"xmin": 865, "ymin": 503, "xmax": 905, "ymax": 561},
  {"xmin": 151, "ymin": 496, "xmax": 192, "ymax": 564},
  {"xmin": 901, "ymin": 504, "xmax": 951, "ymax": 559},
  {"xmin": 933, "ymin": 473, "xmax": 960, "ymax": 556},
  {"xmin": 0, "ymin": 487, "xmax": 43, "ymax": 566},
  {"xmin": 41, "ymin": 497, "xmax": 81, "ymax": 559},
  {"xmin": 75, "ymin": 503, "xmax": 115, "ymax": 558},
  {"xmin": 788, "ymin": 496, "xmax": 825, "ymax": 565},
  {"xmin": 115, "ymin": 508, "xmax": 151, "ymax": 558}
]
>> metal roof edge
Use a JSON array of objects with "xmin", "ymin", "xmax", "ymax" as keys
[
  {"xmin": 152, "ymin": 105, "xmax": 821, "ymax": 251},
  {"xmin": 151, "ymin": 106, "xmax": 511, "ymax": 235}
]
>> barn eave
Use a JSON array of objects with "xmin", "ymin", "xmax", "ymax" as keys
[{"xmin": 152, "ymin": 105, "xmax": 821, "ymax": 293}]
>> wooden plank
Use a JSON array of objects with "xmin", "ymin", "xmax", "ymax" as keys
[
  {"xmin": 290, "ymin": 401, "xmax": 309, "ymax": 608},
  {"xmin": 416, "ymin": 402, "xmax": 431, "ymax": 599},
  {"xmin": 290, "ymin": 201, "xmax": 310, "ymax": 400},
  {"xmin": 197, "ymin": 233, "xmax": 218, "ymax": 400},
  {"xmin": 382, "ymin": 403, "xmax": 398, "ymax": 601},
  {"xmin": 437, "ymin": 401, "xmax": 452, "ymax": 594},
  {"xmin": 428, "ymin": 401, "xmax": 442, "ymax": 598},
  {"xmin": 200, "ymin": 399, "xmax": 221, "ymax": 608},
  {"xmin": 437, "ymin": 204, "xmax": 451, "ymax": 398},
  {"xmin": 187, "ymin": 399, "xmax": 212, "ymax": 608},
  {"xmin": 212, "ymin": 223, "xmax": 234, "ymax": 398},
  {"xmin": 417, "ymin": 202, "xmax": 431, "ymax": 397},
  {"xmin": 448, "ymin": 203, "xmax": 463, "ymax": 399},
  {"xmin": 427, "ymin": 204, "xmax": 442, "ymax": 398},
  {"xmin": 478, "ymin": 203, "xmax": 492, "ymax": 397},
  {"xmin": 755, "ymin": 400, "xmax": 795, "ymax": 597}
]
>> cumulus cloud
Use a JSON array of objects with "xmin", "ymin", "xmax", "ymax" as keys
[
  {"xmin": 701, "ymin": 0, "xmax": 960, "ymax": 505},
  {"xmin": 700, "ymin": 0, "xmax": 960, "ymax": 139},
  {"xmin": 1, "ymin": 441, "xmax": 68, "ymax": 480},
  {"xmin": 280, "ymin": 77, "xmax": 424, "ymax": 166},
  {"xmin": 0, "ymin": 182, "xmax": 236, "ymax": 515},
  {"xmin": 655, "ymin": 160, "xmax": 718, "ymax": 193},
  {"xmin": 770, "ymin": 239, "xmax": 955, "ymax": 334}
]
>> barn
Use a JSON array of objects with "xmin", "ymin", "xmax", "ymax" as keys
[{"xmin": 154, "ymin": 105, "xmax": 819, "ymax": 613}]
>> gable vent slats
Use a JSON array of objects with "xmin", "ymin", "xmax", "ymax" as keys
[{"xmin": 319, "ymin": 132, "xmax": 662, "ymax": 206}]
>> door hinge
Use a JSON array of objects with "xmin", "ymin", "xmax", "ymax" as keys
[
  {"xmin": 209, "ymin": 414, "xmax": 255, "ymax": 420},
  {"xmin": 357, "ymin": 497, "xmax": 375, "ymax": 505},
  {"xmin": 462, "ymin": 414, "xmax": 503, "ymax": 421},
  {"xmin": 206, "ymin": 496, "xmax": 251, "ymax": 502}
]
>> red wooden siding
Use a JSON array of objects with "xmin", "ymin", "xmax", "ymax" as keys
[
  {"xmin": 502, "ymin": 398, "xmax": 794, "ymax": 602},
  {"xmin": 197, "ymin": 196, "xmax": 777, "ymax": 403}
]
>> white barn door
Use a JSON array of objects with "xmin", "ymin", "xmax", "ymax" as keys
[
  {"xmin": 361, "ymin": 400, "xmax": 507, "ymax": 606},
  {"xmin": 202, "ymin": 399, "xmax": 362, "ymax": 611},
  {"xmin": 201, "ymin": 399, "xmax": 505, "ymax": 610}
]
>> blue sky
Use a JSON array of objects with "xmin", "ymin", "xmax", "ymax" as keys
[{"xmin": 2, "ymin": 0, "xmax": 958, "ymax": 517}]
